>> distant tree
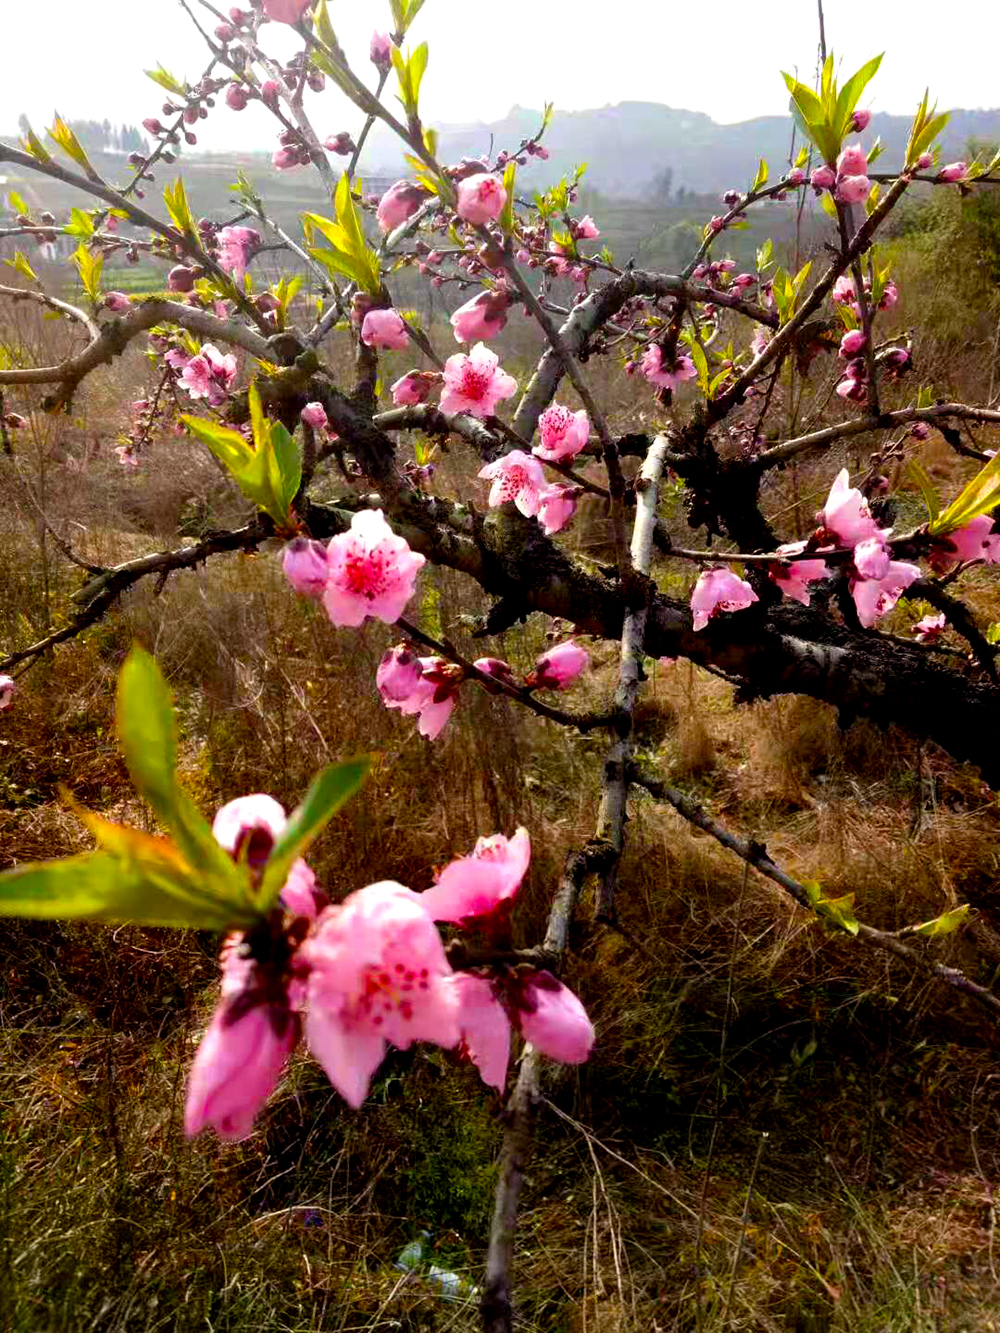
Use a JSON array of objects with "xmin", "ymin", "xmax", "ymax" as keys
[{"xmin": 649, "ymin": 165, "xmax": 673, "ymax": 201}]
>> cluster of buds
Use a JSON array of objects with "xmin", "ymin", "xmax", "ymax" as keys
[
  {"xmin": 810, "ymin": 142, "xmax": 872, "ymax": 205},
  {"xmin": 496, "ymin": 135, "xmax": 550, "ymax": 168},
  {"xmin": 375, "ymin": 639, "xmax": 590, "ymax": 740},
  {"xmin": 273, "ymin": 126, "xmax": 313, "ymax": 171}
]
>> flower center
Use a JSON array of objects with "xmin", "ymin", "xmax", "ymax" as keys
[
  {"xmin": 343, "ymin": 540, "xmax": 391, "ymax": 600},
  {"xmin": 359, "ymin": 961, "xmax": 431, "ymax": 1027},
  {"xmin": 459, "ymin": 364, "xmax": 491, "ymax": 401}
]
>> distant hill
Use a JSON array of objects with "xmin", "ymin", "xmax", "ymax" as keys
[{"xmin": 361, "ymin": 102, "xmax": 1000, "ymax": 199}]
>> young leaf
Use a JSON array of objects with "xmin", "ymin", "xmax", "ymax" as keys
[
  {"xmin": 832, "ymin": 54, "xmax": 883, "ymax": 137},
  {"xmin": 72, "ymin": 244, "xmax": 103, "ymax": 305},
  {"xmin": 499, "ymin": 161, "xmax": 517, "ymax": 236},
  {"xmin": 929, "ymin": 453, "xmax": 1000, "ymax": 535},
  {"xmin": 47, "ymin": 114, "xmax": 95, "ymax": 175},
  {"xmin": 689, "ymin": 340, "xmax": 709, "ymax": 394},
  {"xmin": 913, "ymin": 904, "xmax": 972, "ymax": 936},
  {"xmin": 0, "ymin": 852, "xmax": 242, "ymax": 930},
  {"xmin": 5, "ymin": 251, "xmax": 38, "ymax": 284},
  {"xmin": 751, "ymin": 158, "xmax": 769, "ymax": 192},
  {"xmin": 907, "ymin": 459, "xmax": 941, "ymax": 522},
  {"xmin": 259, "ymin": 758, "xmax": 370, "ymax": 907},
  {"xmin": 145, "ymin": 64, "xmax": 186, "ymax": 97},
  {"xmin": 182, "ymin": 415, "xmax": 255, "ymax": 472},
  {"xmin": 162, "ymin": 178, "xmax": 197, "ymax": 239},
  {"xmin": 116, "ymin": 644, "xmax": 246, "ymax": 895},
  {"xmin": 9, "ymin": 191, "xmax": 29, "ymax": 216},
  {"xmin": 20, "ymin": 126, "xmax": 53, "ymax": 164}
]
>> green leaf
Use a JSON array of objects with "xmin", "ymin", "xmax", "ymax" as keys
[
  {"xmin": 4, "ymin": 251, "xmax": 38, "ymax": 284},
  {"xmin": 499, "ymin": 161, "xmax": 517, "ymax": 236},
  {"xmin": 0, "ymin": 851, "xmax": 240, "ymax": 930},
  {"xmin": 929, "ymin": 452, "xmax": 1000, "ymax": 535},
  {"xmin": 20, "ymin": 126, "xmax": 53, "ymax": 164},
  {"xmin": 259, "ymin": 758, "xmax": 370, "ymax": 908},
  {"xmin": 9, "ymin": 191, "xmax": 29, "ymax": 216},
  {"xmin": 72, "ymin": 244, "xmax": 103, "ymax": 304},
  {"xmin": 116, "ymin": 645, "xmax": 247, "ymax": 896},
  {"xmin": 751, "ymin": 158, "xmax": 769, "ymax": 192},
  {"xmin": 47, "ymin": 114, "xmax": 95, "ymax": 175},
  {"xmin": 907, "ymin": 459, "xmax": 941, "ymax": 522},
  {"xmin": 819, "ymin": 190, "xmax": 839, "ymax": 221},
  {"xmin": 162, "ymin": 178, "xmax": 197, "ymax": 240},
  {"xmin": 913, "ymin": 904, "xmax": 972, "ymax": 936},
  {"xmin": 146, "ymin": 64, "xmax": 187, "ymax": 97},
  {"xmin": 986, "ymin": 623, "xmax": 1000, "ymax": 645},
  {"xmin": 182, "ymin": 415, "xmax": 255, "ymax": 472},
  {"xmin": 782, "ymin": 73, "xmax": 837, "ymax": 163},
  {"xmin": 689, "ymin": 340, "xmax": 709, "ymax": 394},
  {"xmin": 65, "ymin": 207, "xmax": 96, "ymax": 238}
]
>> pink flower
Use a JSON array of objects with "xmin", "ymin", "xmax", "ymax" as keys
[
  {"xmin": 641, "ymin": 345, "xmax": 697, "ymax": 392},
  {"xmin": 533, "ymin": 404, "xmax": 590, "ymax": 463},
  {"xmin": 280, "ymin": 859, "xmax": 326, "ymax": 920},
  {"xmin": 370, "ymin": 30, "xmax": 393, "ymax": 66},
  {"xmin": 532, "ymin": 640, "xmax": 590, "ymax": 690},
  {"xmin": 303, "ymin": 881, "xmax": 460, "ymax": 1107},
  {"xmin": 840, "ymin": 329, "xmax": 866, "ymax": 358},
  {"xmin": 167, "ymin": 265, "xmax": 196, "ymax": 293},
  {"xmin": 226, "ymin": 83, "xmax": 249, "ymax": 111},
  {"xmin": 300, "ymin": 401, "xmax": 329, "ymax": 430},
  {"xmin": 104, "ymin": 291, "xmax": 132, "ymax": 313},
  {"xmin": 929, "ymin": 515, "xmax": 1000, "ymax": 572},
  {"xmin": 272, "ymin": 146, "xmax": 303, "ymax": 171},
  {"xmin": 361, "ymin": 309, "xmax": 409, "ymax": 350},
  {"xmin": 750, "ymin": 328, "xmax": 771, "ymax": 358},
  {"xmin": 517, "ymin": 971, "xmax": 594, "ymax": 1063},
  {"xmin": 879, "ymin": 281, "xmax": 899, "ymax": 310},
  {"xmin": 376, "ymin": 180, "xmax": 428, "ymax": 233},
  {"xmin": 576, "ymin": 215, "xmax": 600, "ymax": 239},
  {"xmin": 910, "ymin": 421, "xmax": 931, "ymax": 440},
  {"xmin": 282, "ymin": 536, "xmax": 330, "ymax": 600},
  {"xmin": 835, "ymin": 175, "xmax": 872, "ymax": 205},
  {"xmin": 786, "ymin": 167, "xmax": 806, "ymax": 186},
  {"xmin": 452, "ymin": 969, "xmax": 593, "ymax": 1092},
  {"xmin": 472, "ymin": 657, "xmax": 516, "ymax": 693},
  {"xmin": 451, "ymin": 974, "xmax": 511, "ymax": 1090},
  {"xmin": 0, "ymin": 674, "xmax": 13, "ymax": 710},
  {"xmin": 212, "ymin": 793, "xmax": 287, "ymax": 867},
  {"xmin": 853, "ymin": 536, "xmax": 891, "ymax": 580},
  {"xmin": 184, "ymin": 956, "xmax": 298, "ymax": 1141},
  {"xmin": 917, "ymin": 151, "xmax": 934, "ymax": 170},
  {"xmin": 832, "ymin": 275, "xmax": 856, "ymax": 305},
  {"xmin": 377, "ymin": 645, "xmax": 424, "ymax": 702},
  {"xmin": 811, "ymin": 165, "xmax": 837, "ymax": 190},
  {"xmin": 479, "ymin": 449, "xmax": 547, "ymax": 517},
  {"xmin": 455, "ymin": 173, "xmax": 507, "ymax": 225},
  {"xmin": 115, "ymin": 445, "xmax": 139, "ymax": 470},
  {"xmin": 179, "ymin": 344, "xmax": 237, "ymax": 406},
  {"xmin": 420, "ymin": 827, "xmax": 531, "ymax": 926},
  {"xmin": 733, "ymin": 272, "xmax": 756, "ymax": 288},
  {"xmin": 377, "ymin": 654, "xmax": 458, "ymax": 739},
  {"xmin": 216, "ymin": 225, "xmax": 260, "ymax": 280},
  {"xmin": 538, "ymin": 483, "xmax": 581, "ymax": 535},
  {"xmin": 324, "ymin": 509, "xmax": 425, "ymax": 628},
  {"xmin": 769, "ymin": 543, "xmax": 828, "ymax": 606},
  {"xmin": 450, "ymin": 289, "xmax": 511, "ymax": 343},
  {"xmin": 325, "ymin": 131, "xmax": 354, "ymax": 156},
  {"xmin": 850, "ymin": 559, "xmax": 921, "ymax": 627},
  {"xmin": 690, "ymin": 568, "xmax": 759, "ymax": 631},
  {"xmin": 262, "ymin": 0, "xmax": 311, "ymax": 23},
  {"xmin": 441, "ymin": 343, "xmax": 517, "ymax": 418},
  {"xmin": 837, "ymin": 144, "xmax": 869, "ymax": 177},
  {"xmin": 818, "ymin": 469, "xmax": 882, "ymax": 546},
  {"xmin": 851, "ymin": 109, "xmax": 872, "ymax": 133},
  {"xmin": 391, "ymin": 370, "xmax": 440, "ymax": 405},
  {"xmin": 912, "ymin": 612, "xmax": 947, "ymax": 643},
  {"xmin": 938, "ymin": 161, "xmax": 968, "ymax": 183}
]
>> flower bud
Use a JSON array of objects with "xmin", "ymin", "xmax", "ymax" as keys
[
  {"xmin": 851, "ymin": 109, "xmax": 872, "ymax": 133},
  {"xmin": 300, "ymin": 402, "xmax": 328, "ymax": 430},
  {"xmin": 226, "ymin": 83, "xmax": 249, "ymax": 111},
  {"xmin": 810, "ymin": 165, "xmax": 836, "ymax": 190},
  {"xmin": 282, "ymin": 537, "xmax": 330, "ymax": 600},
  {"xmin": 167, "ymin": 265, "xmax": 196, "ymax": 292}
]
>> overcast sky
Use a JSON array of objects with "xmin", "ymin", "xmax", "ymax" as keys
[{"xmin": 1, "ymin": 1, "xmax": 994, "ymax": 152}]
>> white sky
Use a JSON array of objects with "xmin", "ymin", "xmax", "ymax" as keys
[{"xmin": 0, "ymin": 0, "xmax": 995, "ymax": 151}]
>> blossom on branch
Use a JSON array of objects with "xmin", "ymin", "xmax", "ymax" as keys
[
  {"xmin": 641, "ymin": 345, "xmax": 697, "ymax": 392},
  {"xmin": 216, "ymin": 225, "xmax": 261, "ymax": 280},
  {"xmin": 478, "ymin": 450, "xmax": 547, "ymax": 517},
  {"xmin": 361, "ymin": 309, "xmax": 410, "ymax": 350},
  {"xmin": 179, "ymin": 344, "xmax": 237, "ymax": 406},
  {"xmin": 690, "ymin": 568, "xmax": 759, "ymax": 631},
  {"xmin": 455, "ymin": 173, "xmax": 507, "ymax": 225},
  {"xmin": 377, "ymin": 648, "xmax": 460, "ymax": 739},
  {"xmin": 303, "ymin": 882, "xmax": 461, "ymax": 1108},
  {"xmin": 441, "ymin": 343, "xmax": 517, "ymax": 418},
  {"xmin": 531, "ymin": 641, "xmax": 590, "ymax": 690},
  {"xmin": 0, "ymin": 675, "xmax": 13, "ymax": 710},
  {"xmin": 450, "ymin": 289, "xmax": 511, "ymax": 343},
  {"xmin": 768, "ymin": 544, "xmax": 829, "ymax": 606},
  {"xmin": 912, "ymin": 612, "xmax": 947, "ymax": 643},
  {"xmin": 928, "ymin": 515, "xmax": 1000, "ymax": 572},
  {"xmin": 533, "ymin": 404, "xmax": 590, "ymax": 462},
  {"xmin": 323, "ymin": 510, "xmax": 425, "ymax": 628},
  {"xmin": 817, "ymin": 469, "xmax": 883, "ymax": 546},
  {"xmin": 376, "ymin": 180, "xmax": 428, "ymax": 233},
  {"xmin": 538, "ymin": 483, "xmax": 581, "ymax": 535},
  {"xmin": 420, "ymin": 827, "xmax": 531, "ymax": 926},
  {"xmin": 282, "ymin": 537, "xmax": 330, "ymax": 600},
  {"xmin": 390, "ymin": 370, "xmax": 440, "ymax": 405},
  {"xmin": 262, "ymin": 0, "xmax": 311, "ymax": 24}
]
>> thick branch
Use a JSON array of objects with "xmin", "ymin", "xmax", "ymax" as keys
[{"xmin": 0, "ymin": 299, "xmax": 272, "ymax": 401}]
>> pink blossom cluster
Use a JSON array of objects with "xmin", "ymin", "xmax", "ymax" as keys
[
  {"xmin": 168, "ymin": 343, "xmax": 238, "ymax": 407},
  {"xmin": 641, "ymin": 345, "xmax": 697, "ymax": 393},
  {"xmin": 376, "ymin": 639, "xmax": 590, "ymax": 741},
  {"xmin": 186, "ymin": 808, "xmax": 594, "ymax": 1139},
  {"xmin": 215, "ymin": 225, "xmax": 261, "ymax": 280},
  {"xmin": 810, "ymin": 142, "xmax": 873, "ymax": 205},
  {"xmin": 282, "ymin": 510, "xmax": 426, "ymax": 628},
  {"xmin": 478, "ymin": 449, "xmax": 583, "ymax": 536}
]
